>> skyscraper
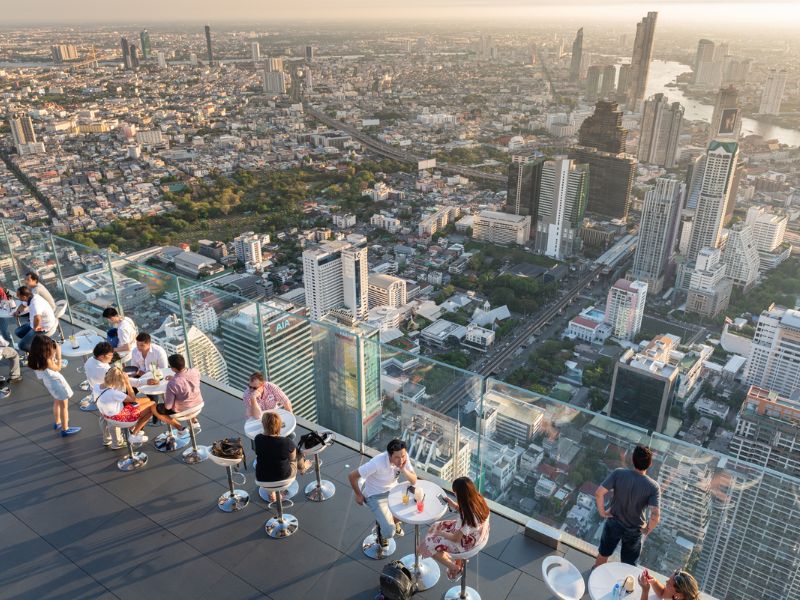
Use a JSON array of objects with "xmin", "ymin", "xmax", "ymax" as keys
[
  {"xmin": 625, "ymin": 11, "xmax": 658, "ymax": 109},
  {"xmin": 151, "ymin": 315, "xmax": 228, "ymax": 385},
  {"xmin": 120, "ymin": 37, "xmax": 131, "ymax": 70},
  {"xmin": 302, "ymin": 235, "xmax": 369, "ymax": 322},
  {"xmin": 585, "ymin": 66, "xmax": 602, "ymax": 102},
  {"xmin": 505, "ymin": 154, "xmax": 544, "ymax": 221},
  {"xmin": 9, "ymin": 112, "xmax": 36, "ymax": 148},
  {"xmin": 609, "ymin": 334, "xmax": 679, "ymax": 432},
  {"xmin": 534, "ymin": 157, "xmax": 589, "ymax": 260},
  {"xmin": 721, "ymin": 223, "xmax": 760, "ymax": 290},
  {"xmin": 570, "ymin": 146, "xmax": 636, "ymax": 221},
  {"xmin": 758, "ymin": 70, "xmax": 787, "ymax": 115},
  {"xmin": 708, "ymin": 86, "xmax": 741, "ymax": 143},
  {"xmin": 604, "ymin": 279, "xmax": 648, "ymax": 340},
  {"xmin": 686, "ymin": 247, "xmax": 732, "ymax": 318},
  {"xmin": 569, "ymin": 27, "xmax": 583, "ymax": 82},
  {"xmin": 251, "ymin": 41, "xmax": 260, "ymax": 62},
  {"xmin": 744, "ymin": 306, "xmax": 800, "ymax": 397},
  {"xmin": 578, "ymin": 101, "xmax": 627, "ymax": 154},
  {"xmin": 631, "ymin": 177, "xmax": 683, "ymax": 294},
  {"xmin": 638, "ymin": 93, "xmax": 684, "ymax": 168},
  {"xmin": 139, "ymin": 29, "xmax": 151, "ymax": 60},
  {"xmin": 600, "ymin": 65, "xmax": 617, "ymax": 98},
  {"xmin": 204, "ymin": 25, "xmax": 213, "ymax": 65},
  {"xmin": 686, "ymin": 141, "xmax": 739, "ymax": 262},
  {"xmin": 233, "ymin": 232, "xmax": 262, "ymax": 266},
  {"xmin": 305, "ymin": 45, "xmax": 314, "ymax": 62},
  {"xmin": 51, "ymin": 44, "xmax": 79, "ymax": 63},
  {"xmin": 128, "ymin": 44, "xmax": 139, "ymax": 70},
  {"xmin": 616, "ymin": 63, "xmax": 631, "ymax": 104},
  {"xmin": 263, "ymin": 70, "xmax": 286, "ymax": 94},
  {"xmin": 693, "ymin": 39, "xmax": 715, "ymax": 84}
]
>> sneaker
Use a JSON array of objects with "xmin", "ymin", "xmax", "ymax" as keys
[
  {"xmin": 177, "ymin": 427, "xmax": 191, "ymax": 438},
  {"xmin": 128, "ymin": 432, "xmax": 149, "ymax": 444},
  {"xmin": 53, "ymin": 423, "xmax": 62, "ymax": 430},
  {"xmin": 110, "ymin": 441, "xmax": 124, "ymax": 450},
  {"xmin": 191, "ymin": 421, "xmax": 201, "ymax": 434},
  {"xmin": 0, "ymin": 388, "xmax": 9, "ymax": 399},
  {"xmin": 103, "ymin": 440, "xmax": 112, "ymax": 447},
  {"xmin": 61, "ymin": 427, "xmax": 81, "ymax": 437},
  {"xmin": 9, "ymin": 377, "xmax": 22, "ymax": 384},
  {"xmin": 395, "ymin": 522, "xmax": 405, "ymax": 537}
]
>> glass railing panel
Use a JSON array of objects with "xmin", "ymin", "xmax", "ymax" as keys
[
  {"xmin": 482, "ymin": 377, "xmax": 650, "ymax": 540},
  {"xmin": 649, "ymin": 432, "xmax": 800, "ymax": 600},
  {"xmin": 362, "ymin": 333, "xmax": 485, "ymax": 486},
  {"xmin": 0, "ymin": 221, "xmax": 20, "ymax": 291},
  {"xmin": 50, "ymin": 236, "xmax": 115, "ymax": 329},
  {"xmin": 2, "ymin": 223, "xmax": 68, "ymax": 309}
]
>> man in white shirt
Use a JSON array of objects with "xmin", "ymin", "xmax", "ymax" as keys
[
  {"xmin": 15, "ymin": 286, "xmax": 57, "ymax": 352},
  {"xmin": 0, "ymin": 333, "xmax": 21, "ymax": 398},
  {"xmin": 349, "ymin": 439, "xmax": 417, "ymax": 553},
  {"xmin": 24, "ymin": 272, "xmax": 56, "ymax": 310},
  {"xmin": 84, "ymin": 341, "xmax": 123, "ymax": 448},
  {"xmin": 130, "ymin": 332, "xmax": 169, "ymax": 379},
  {"xmin": 102, "ymin": 307, "xmax": 138, "ymax": 364}
]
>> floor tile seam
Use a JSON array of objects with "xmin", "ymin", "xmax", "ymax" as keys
[{"xmin": 0, "ymin": 502, "xmax": 124, "ymax": 600}]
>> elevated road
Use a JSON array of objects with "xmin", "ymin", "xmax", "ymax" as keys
[{"xmin": 304, "ymin": 105, "xmax": 505, "ymax": 184}]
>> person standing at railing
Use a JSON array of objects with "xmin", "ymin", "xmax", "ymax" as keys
[
  {"xmin": 102, "ymin": 307, "xmax": 138, "ymax": 365},
  {"xmin": 594, "ymin": 444, "xmax": 661, "ymax": 567},
  {"xmin": 243, "ymin": 371, "xmax": 293, "ymax": 419},
  {"xmin": 14, "ymin": 286, "xmax": 58, "ymax": 352},
  {"xmin": 23, "ymin": 272, "xmax": 56, "ymax": 311}
]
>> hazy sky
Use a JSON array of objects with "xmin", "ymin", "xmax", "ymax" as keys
[{"xmin": 5, "ymin": 0, "xmax": 800, "ymax": 29}]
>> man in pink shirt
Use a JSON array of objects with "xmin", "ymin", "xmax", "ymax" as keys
[
  {"xmin": 154, "ymin": 353, "xmax": 203, "ymax": 433},
  {"xmin": 243, "ymin": 371, "xmax": 293, "ymax": 419}
]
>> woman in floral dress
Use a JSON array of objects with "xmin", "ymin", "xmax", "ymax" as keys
[{"xmin": 419, "ymin": 477, "xmax": 490, "ymax": 580}]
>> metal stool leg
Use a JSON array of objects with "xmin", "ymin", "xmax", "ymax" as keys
[
  {"xmin": 265, "ymin": 488, "xmax": 298, "ymax": 538},
  {"xmin": 182, "ymin": 422, "xmax": 208, "ymax": 464},
  {"xmin": 116, "ymin": 429, "xmax": 147, "ymax": 472},
  {"xmin": 217, "ymin": 465, "xmax": 249, "ymax": 512},
  {"xmin": 304, "ymin": 453, "xmax": 336, "ymax": 501},
  {"xmin": 444, "ymin": 558, "xmax": 480, "ymax": 600}
]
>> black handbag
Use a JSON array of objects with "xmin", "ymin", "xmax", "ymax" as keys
[
  {"xmin": 211, "ymin": 437, "xmax": 245, "ymax": 460},
  {"xmin": 297, "ymin": 430, "xmax": 334, "ymax": 451}
]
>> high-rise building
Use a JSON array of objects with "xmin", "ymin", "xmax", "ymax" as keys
[
  {"xmin": 758, "ymin": 70, "xmax": 787, "ymax": 115},
  {"xmin": 120, "ymin": 37, "xmax": 131, "ymax": 70},
  {"xmin": 233, "ymin": 231, "xmax": 262, "ymax": 266},
  {"xmin": 578, "ymin": 100, "xmax": 627, "ymax": 154},
  {"xmin": 265, "ymin": 57, "xmax": 283, "ymax": 72},
  {"xmin": 638, "ymin": 93, "xmax": 684, "ymax": 168},
  {"xmin": 686, "ymin": 141, "xmax": 739, "ymax": 262},
  {"xmin": 400, "ymin": 399, "xmax": 471, "ymax": 482},
  {"xmin": 686, "ymin": 247, "xmax": 732, "ymax": 318},
  {"xmin": 473, "ymin": 211, "xmax": 532, "ymax": 246},
  {"xmin": 708, "ymin": 86, "xmax": 741, "ymax": 143},
  {"xmin": 569, "ymin": 27, "xmax": 583, "ymax": 82},
  {"xmin": 744, "ymin": 305, "xmax": 800, "ymax": 397},
  {"xmin": 303, "ymin": 235, "xmax": 368, "ymax": 322},
  {"xmin": 51, "ymin": 44, "xmax": 79, "ymax": 63},
  {"xmin": 570, "ymin": 147, "xmax": 636, "ymax": 221},
  {"xmin": 745, "ymin": 206, "xmax": 787, "ymax": 252},
  {"xmin": 534, "ymin": 157, "xmax": 589, "ymax": 260},
  {"xmin": 585, "ymin": 66, "xmax": 603, "ymax": 102},
  {"xmin": 157, "ymin": 51, "xmax": 167, "ymax": 68},
  {"xmin": 601, "ymin": 65, "xmax": 617, "ymax": 98},
  {"xmin": 631, "ymin": 178, "xmax": 683, "ymax": 294},
  {"xmin": 625, "ymin": 11, "xmax": 658, "ymax": 109},
  {"xmin": 609, "ymin": 334, "xmax": 679, "ymax": 432},
  {"xmin": 204, "ymin": 25, "xmax": 213, "ymax": 65},
  {"xmin": 693, "ymin": 39, "xmax": 716, "ymax": 84},
  {"xmin": 604, "ymin": 279, "xmax": 648, "ymax": 340},
  {"xmin": 219, "ymin": 301, "xmax": 317, "ymax": 420},
  {"xmin": 721, "ymin": 223, "xmax": 760, "ymax": 290},
  {"xmin": 305, "ymin": 45, "xmax": 314, "ymax": 62},
  {"xmin": 251, "ymin": 41, "xmax": 260, "ymax": 62},
  {"xmin": 262, "ymin": 70, "xmax": 286, "ymax": 94},
  {"xmin": 698, "ymin": 385, "xmax": 800, "ymax": 600},
  {"xmin": 151, "ymin": 314, "xmax": 228, "ymax": 385},
  {"xmin": 367, "ymin": 273, "xmax": 407, "ymax": 308},
  {"xmin": 9, "ymin": 112, "xmax": 36, "ymax": 148},
  {"xmin": 139, "ymin": 29, "xmax": 151, "ymax": 60},
  {"xmin": 128, "ymin": 44, "xmax": 139, "ymax": 70},
  {"xmin": 505, "ymin": 154, "xmax": 544, "ymax": 220},
  {"xmin": 616, "ymin": 63, "xmax": 631, "ymax": 104},
  {"xmin": 657, "ymin": 452, "xmax": 713, "ymax": 544}
]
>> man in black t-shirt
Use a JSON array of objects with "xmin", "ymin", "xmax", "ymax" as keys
[{"xmin": 594, "ymin": 445, "xmax": 661, "ymax": 566}]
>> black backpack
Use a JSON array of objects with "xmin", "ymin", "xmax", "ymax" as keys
[{"xmin": 379, "ymin": 560, "xmax": 415, "ymax": 600}]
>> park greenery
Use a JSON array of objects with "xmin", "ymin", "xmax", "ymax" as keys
[
  {"xmin": 505, "ymin": 339, "xmax": 576, "ymax": 394},
  {"xmin": 725, "ymin": 258, "xmax": 800, "ymax": 320}
]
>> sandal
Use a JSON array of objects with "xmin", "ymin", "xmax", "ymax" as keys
[{"xmin": 446, "ymin": 564, "xmax": 463, "ymax": 581}]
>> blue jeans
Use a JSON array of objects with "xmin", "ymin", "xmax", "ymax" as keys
[
  {"xmin": 0, "ymin": 317, "xmax": 12, "ymax": 344},
  {"xmin": 598, "ymin": 518, "xmax": 643, "ymax": 565},
  {"xmin": 365, "ymin": 491, "xmax": 395, "ymax": 540}
]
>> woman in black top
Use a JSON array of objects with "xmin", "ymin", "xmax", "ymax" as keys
[{"xmin": 254, "ymin": 412, "xmax": 310, "ymax": 501}]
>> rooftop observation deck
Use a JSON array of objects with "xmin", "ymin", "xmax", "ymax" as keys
[{"xmin": 0, "ymin": 349, "xmax": 594, "ymax": 600}]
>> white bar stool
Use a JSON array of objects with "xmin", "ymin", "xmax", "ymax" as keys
[
  {"xmin": 541, "ymin": 556, "xmax": 586, "ymax": 600},
  {"xmin": 208, "ymin": 453, "xmax": 249, "ymax": 512},
  {"xmin": 256, "ymin": 476, "xmax": 299, "ymax": 538},
  {"xmin": 443, "ymin": 535, "xmax": 490, "ymax": 600},
  {"xmin": 175, "ymin": 403, "xmax": 207, "ymax": 464},
  {"xmin": 105, "ymin": 418, "xmax": 147, "ymax": 471},
  {"xmin": 304, "ymin": 432, "xmax": 336, "ymax": 502}
]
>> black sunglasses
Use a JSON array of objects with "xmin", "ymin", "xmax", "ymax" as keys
[{"xmin": 248, "ymin": 384, "xmax": 261, "ymax": 390}]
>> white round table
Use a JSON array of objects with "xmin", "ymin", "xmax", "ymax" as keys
[
  {"xmin": 60, "ymin": 333, "xmax": 105, "ymax": 357},
  {"xmin": 244, "ymin": 410, "xmax": 298, "ymax": 502},
  {"xmin": 388, "ymin": 479, "xmax": 449, "ymax": 591},
  {"xmin": 137, "ymin": 380, "xmax": 168, "ymax": 395},
  {"xmin": 244, "ymin": 409, "xmax": 296, "ymax": 439},
  {"xmin": 588, "ymin": 562, "xmax": 659, "ymax": 600}
]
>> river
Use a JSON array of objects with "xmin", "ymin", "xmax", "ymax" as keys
[{"xmin": 644, "ymin": 59, "xmax": 800, "ymax": 147}]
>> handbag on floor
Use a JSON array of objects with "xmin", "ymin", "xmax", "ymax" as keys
[{"xmin": 379, "ymin": 560, "xmax": 415, "ymax": 600}]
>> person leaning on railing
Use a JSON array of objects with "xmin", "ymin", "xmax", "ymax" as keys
[{"xmin": 639, "ymin": 569, "xmax": 700, "ymax": 600}]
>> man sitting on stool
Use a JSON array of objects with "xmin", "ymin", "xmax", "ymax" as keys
[{"xmin": 349, "ymin": 439, "xmax": 417, "ymax": 555}]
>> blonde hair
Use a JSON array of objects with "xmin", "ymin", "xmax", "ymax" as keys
[
  {"xmin": 261, "ymin": 411, "xmax": 282, "ymax": 436},
  {"xmin": 675, "ymin": 572, "xmax": 700, "ymax": 600},
  {"xmin": 104, "ymin": 367, "xmax": 127, "ymax": 391}
]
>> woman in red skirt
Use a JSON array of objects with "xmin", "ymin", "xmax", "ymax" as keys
[{"xmin": 96, "ymin": 367, "xmax": 156, "ymax": 445}]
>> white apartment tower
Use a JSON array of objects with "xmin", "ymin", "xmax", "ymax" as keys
[
  {"xmin": 604, "ymin": 279, "xmax": 648, "ymax": 340},
  {"xmin": 638, "ymin": 94, "xmax": 683, "ymax": 168},
  {"xmin": 744, "ymin": 305, "xmax": 800, "ymax": 398},
  {"xmin": 745, "ymin": 206, "xmax": 787, "ymax": 252},
  {"xmin": 687, "ymin": 141, "xmax": 739, "ymax": 262},
  {"xmin": 233, "ymin": 232, "xmax": 262, "ymax": 266},
  {"xmin": 758, "ymin": 70, "xmax": 787, "ymax": 115},
  {"xmin": 534, "ymin": 157, "xmax": 589, "ymax": 260},
  {"xmin": 263, "ymin": 70, "xmax": 286, "ymax": 94},
  {"xmin": 367, "ymin": 273, "xmax": 407, "ymax": 308},
  {"xmin": 250, "ymin": 41, "xmax": 260, "ymax": 62},
  {"xmin": 303, "ymin": 235, "xmax": 368, "ymax": 322},
  {"xmin": 721, "ymin": 223, "xmax": 760, "ymax": 290}
]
